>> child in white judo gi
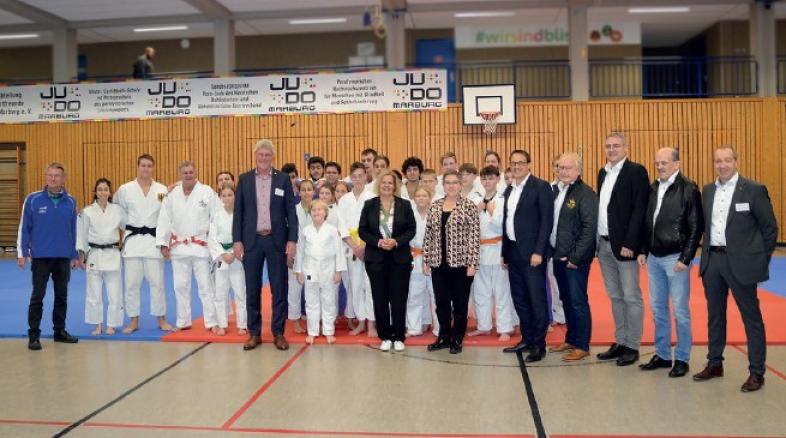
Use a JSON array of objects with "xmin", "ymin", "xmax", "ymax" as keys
[
  {"xmin": 288, "ymin": 179, "xmax": 314, "ymax": 334},
  {"xmin": 405, "ymin": 186, "xmax": 438, "ymax": 337},
  {"xmin": 208, "ymin": 183, "xmax": 247, "ymax": 336},
  {"xmin": 467, "ymin": 166, "xmax": 516, "ymax": 341},
  {"xmin": 295, "ymin": 200, "xmax": 347, "ymax": 344},
  {"xmin": 77, "ymin": 178, "xmax": 126, "ymax": 336}
]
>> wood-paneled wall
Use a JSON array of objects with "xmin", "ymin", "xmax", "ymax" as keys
[{"xmin": 1, "ymin": 98, "xmax": 783, "ymax": 240}]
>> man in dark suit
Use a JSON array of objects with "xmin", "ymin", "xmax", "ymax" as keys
[
  {"xmin": 233, "ymin": 139, "xmax": 298, "ymax": 351},
  {"xmin": 693, "ymin": 146, "xmax": 778, "ymax": 392},
  {"xmin": 501, "ymin": 150, "xmax": 554, "ymax": 362},
  {"xmin": 596, "ymin": 132, "xmax": 650, "ymax": 366}
]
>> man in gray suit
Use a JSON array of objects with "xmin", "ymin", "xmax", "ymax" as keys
[{"xmin": 693, "ymin": 146, "xmax": 778, "ymax": 392}]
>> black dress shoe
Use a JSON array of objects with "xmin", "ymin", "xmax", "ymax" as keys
[
  {"xmin": 693, "ymin": 364, "xmax": 724, "ymax": 381},
  {"xmin": 525, "ymin": 348, "xmax": 546, "ymax": 363},
  {"xmin": 741, "ymin": 373, "xmax": 765, "ymax": 392},
  {"xmin": 53, "ymin": 330, "xmax": 78, "ymax": 344},
  {"xmin": 449, "ymin": 341, "xmax": 463, "ymax": 355},
  {"xmin": 28, "ymin": 338, "xmax": 41, "ymax": 351},
  {"xmin": 503, "ymin": 341, "xmax": 531, "ymax": 354},
  {"xmin": 669, "ymin": 360, "xmax": 690, "ymax": 378},
  {"xmin": 616, "ymin": 348, "xmax": 639, "ymax": 366},
  {"xmin": 596, "ymin": 343, "xmax": 623, "ymax": 360},
  {"xmin": 427, "ymin": 338, "xmax": 451, "ymax": 352},
  {"xmin": 639, "ymin": 355, "xmax": 672, "ymax": 371}
]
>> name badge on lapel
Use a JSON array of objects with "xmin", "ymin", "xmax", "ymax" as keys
[
  {"xmin": 735, "ymin": 203, "xmax": 750, "ymax": 212},
  {"xmin": 274, "ymin": 188, "xmax": 285, "ymax": 197}
]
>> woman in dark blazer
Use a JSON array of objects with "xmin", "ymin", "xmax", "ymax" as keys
[
  {"xmin": 358, "ymin": 170, "xmax": 416, "ymax": 352},
  {"xmin": 423, "ymin": 170, "xmax": 480, "ymax": 354}
]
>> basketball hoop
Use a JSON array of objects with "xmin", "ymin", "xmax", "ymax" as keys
[{"xmin": 480, "ymin": 111, "xmax": 500, "ymax": 135}]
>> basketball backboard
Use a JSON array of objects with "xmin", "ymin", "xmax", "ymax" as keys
[{"xmin": 462, "ymin": 84, "xmax": 516, "ymax": 126}]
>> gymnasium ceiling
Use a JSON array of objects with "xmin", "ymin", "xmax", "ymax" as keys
[{"xmin": 0, "ymin": 0, "xmax": 780, "ymax": 48}]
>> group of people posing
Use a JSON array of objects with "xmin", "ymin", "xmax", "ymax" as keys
[{"xmin": 18, "ymin": 132, "xmax": 777, "ymax": 393}]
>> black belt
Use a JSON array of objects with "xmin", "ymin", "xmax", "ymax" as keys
[
  {"xmin": 125, "ymin": 225, "xmax": 156, "ymax": 242},
  {"xmin": 600, "ymin": 235, "xmax": 610, "ymax": 241},
  {"xmin": 709, "ymin": 246, "xmax": 726, "ymax": 253},
  {"xmin": 89, "ymin": 242, "xmax": 120, "ymax": 250}
]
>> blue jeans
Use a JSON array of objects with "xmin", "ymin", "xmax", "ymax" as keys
[
  {"xmin": 552, "ymin": 259, "xmax": 592, "ymax": 351},
  {"xmin": 647, "ymin": 253, "xmax": 692, "ymax": 362}
]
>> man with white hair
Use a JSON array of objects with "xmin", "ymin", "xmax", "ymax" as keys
[{"xmin": 233, "ymin": 139, "xmax": 298, "ymax": 351}]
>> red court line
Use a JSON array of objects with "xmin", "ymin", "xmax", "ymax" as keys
[
  {"xmin": 221, "ymin": 343, "xmax": 310, "ymax": 429},
  {"xmin": 730, "ymin": 344, "xmax": 786, "ymax": 382}
]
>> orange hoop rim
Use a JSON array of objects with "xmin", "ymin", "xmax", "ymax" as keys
[{"xmin": 479, "ymin": 111, "xmax": 500, "ymax": 121}]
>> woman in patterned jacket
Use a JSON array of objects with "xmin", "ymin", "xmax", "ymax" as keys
[{"xmin": 423, "ymin": 170, "xmax": 480, "ymax": 354}]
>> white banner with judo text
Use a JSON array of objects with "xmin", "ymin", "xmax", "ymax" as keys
[{"xmin": 0, "ymin": 69, "xmax": 447, "ymax": 124}]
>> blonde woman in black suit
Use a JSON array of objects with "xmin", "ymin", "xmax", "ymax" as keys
[{"xmin": 358, "ymin": 170, "xmax": 417, "ymax": 352}]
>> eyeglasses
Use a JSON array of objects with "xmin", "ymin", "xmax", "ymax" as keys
[{"xmin": 510, "ymin": 160, "xmax": 528, "ymax": 167}]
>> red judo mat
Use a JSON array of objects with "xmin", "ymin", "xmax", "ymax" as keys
[{"xmin": 162, "ymin": 261, "xmax": 786, "ymax": 346}]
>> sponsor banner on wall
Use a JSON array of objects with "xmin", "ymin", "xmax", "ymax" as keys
[
  {"xmin": 455, "ymin": 23, "xmax": 641, "ymax": 48},
  {"xmin": 0, "ymin": 69, "xmax": 447, "ymax": 124}
]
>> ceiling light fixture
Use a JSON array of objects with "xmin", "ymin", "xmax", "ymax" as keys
[
  {"xmin": 133, "ymin": 25, "xmax": 189, "ymax": 33},
  {"xmin": 454, "ymin": 11, "xmax": 516, "ymax": 18},
  {"xmin": 628, "ymin": 7, "xmax": 690, "ymax": 14},
  {"xmin": 289, "ymin": 17, "xmax": 348, "ymax": 25},
  {"xmin": 0, "ymin": 33, "xmax": 39, "ymax": 40}
]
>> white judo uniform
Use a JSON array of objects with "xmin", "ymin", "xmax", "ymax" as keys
[
  {"xmin": 405, "ymin": 205, "xmax": 438, "ymax": 336},
  {"xmin": 337, "ymin": 187, "xmax": 376, "ymax": 322},
  {"xmin": 287, "ymin": 203, "xmax": 311, "ymax": 321},
  {"xmin": 114, "ymin": 179, "xmax": 169, "ymax": 319},
  {"xmin": 295, "ymin": 222, "xmax": 347, "ymax": 336},
  {"xmin": 156, "ymin": 182, "xmax": 219, "ymax": 329},
  {"xmin": 208, "ymin": 207, "xmax": 247, "ymax": 330},
  {"xmin": 77, "ymin": 202, "xmax": 126, "ymax": 328},
  {"xmin": 471, "ymin": 192, "xmax": 517, "ymax": 334}
]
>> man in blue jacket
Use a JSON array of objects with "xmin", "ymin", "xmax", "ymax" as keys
[{"xmin": 17, "ymin": 162, "xmax": 80, "ymax": 351}]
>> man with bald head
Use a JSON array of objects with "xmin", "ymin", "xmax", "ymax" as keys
[{"xmin": 638, "ymin": 147, "xmax": 703, "ymax": 378}]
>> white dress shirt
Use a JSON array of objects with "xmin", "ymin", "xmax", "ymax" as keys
[
  {"xmin": 598, "ymin": 157, "xmax": 627, "ymax": 237},
  {"xmin": 505, "ymin": 173, "xmax": 530, "ymax": 241},
  {"xmin": 549, "ymin": 181, "xmax": 570, "ymax": 247},
  {"xmin": 710, "ymin": 172, "xmax": 739, "ymax": 246},
  {"xmin": 653, "ymin": 171, "xmax": 679, "ymax": 223}
]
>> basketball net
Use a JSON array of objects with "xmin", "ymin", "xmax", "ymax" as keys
[{"xmin": 480, "ymin": 111, "xmax": 500, "ymax": 135}]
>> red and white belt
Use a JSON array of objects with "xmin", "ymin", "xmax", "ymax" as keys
[{"xmin": 170, "ymin": 233, "xmax": 208, "ymax": 248}]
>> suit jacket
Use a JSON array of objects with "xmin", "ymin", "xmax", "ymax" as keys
[
  {"xmin": 501, "ymin": 174, "xmax": 554, "ymax": 263},
  {"xmin": 358, "ymin": 196, "xmax": 416, "ymax": 265},
  {"xmin": 233, "ymin": 167, "xmax": 298, "ymax": 251},
  {"xmin": 699, "ymin": 176, "xmax": 778, "ymax": 285},
  {"xmin": 597, "ymin": 159, "xmax": 650, "ymax": 260}
]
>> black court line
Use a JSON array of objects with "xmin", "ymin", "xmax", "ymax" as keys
[
  {"xmin": 53, "ymin": 342, "xmax": 210, "ymax": 437},
  {"xmin": 516, "ymin": 352, "xmax": 547, "ymax": 438}
]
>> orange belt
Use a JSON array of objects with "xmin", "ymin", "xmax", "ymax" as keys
[
  {"xmin": 480, "ymin": 236, "xmax": 503, "ymax": 245},
  {"xmin": 411, "ymin": 247, "xmax": 424, "ymax": 257},
  {"xmin": 170, "ymin": 233, "xmax": 208, "ymax": 248}
]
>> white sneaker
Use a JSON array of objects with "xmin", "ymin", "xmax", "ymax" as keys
[
  {"xmin": 379, "ymin": 340, "xmax": 392, "ymax": 352},
  {"xmin": 393, "ymin": 341, "xmax": 405, "ymax": 352}
]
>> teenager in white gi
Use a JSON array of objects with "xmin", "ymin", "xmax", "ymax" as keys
[
  {"xmin": 156, "ymin": 161, "xmax": 219, "ymax": 331},
  {"xmin": 467, "ymin": 166, "xmax": 516, "ymax": 341},
  {"xmin": 337, "ymin": 162, "xmax": 377, "ymax": 337},
  {"xmin": 287, "ymin": 179, "xmax": 314, "ymax": 334},
  {"xmin": 208, "ymin": 183, "xmax": 247, "ymax": 336},
  {"xmin": 295, "ymin": 201, "xmax": 347, "ymax": 344},
  {"xmin": 114, "ymin": 154, "xmax": 174, "ymax": 333},
  {"xmin": 77, "ymin": 178, "xmax": 126, "ymax": 336},
  {"xmin": 331, "ymin": 181, "xmax": 355, "ymax": 328},
  {"xmin": 546, "ymin": 159, "xmax": 566, "ymax": 327},
  {"xmin": 405, "ymin": 186, "xmax": 437, "ymax": 337}
]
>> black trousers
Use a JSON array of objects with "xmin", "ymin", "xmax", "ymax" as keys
[
  {"xmin": 243, "ymin": 235, "xmax": 288, "ymax": 337},
  {"xmin": 366, "ymin": 256, "xmax": 411, "ymax": 342},
  {"xmin": 702, "ymin": 251, "xmax": 767, "ymax": 376},
  {"xmin": 431, "ymin": 265, "xmax": 474, "ymax": 343},
  {"xmin": 28, "ymin": 258, "xmax": 71, "ymax": 338},
  {"xmin": 507, "ymin": 249, "xmax": 549, "ymax": 350}
]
